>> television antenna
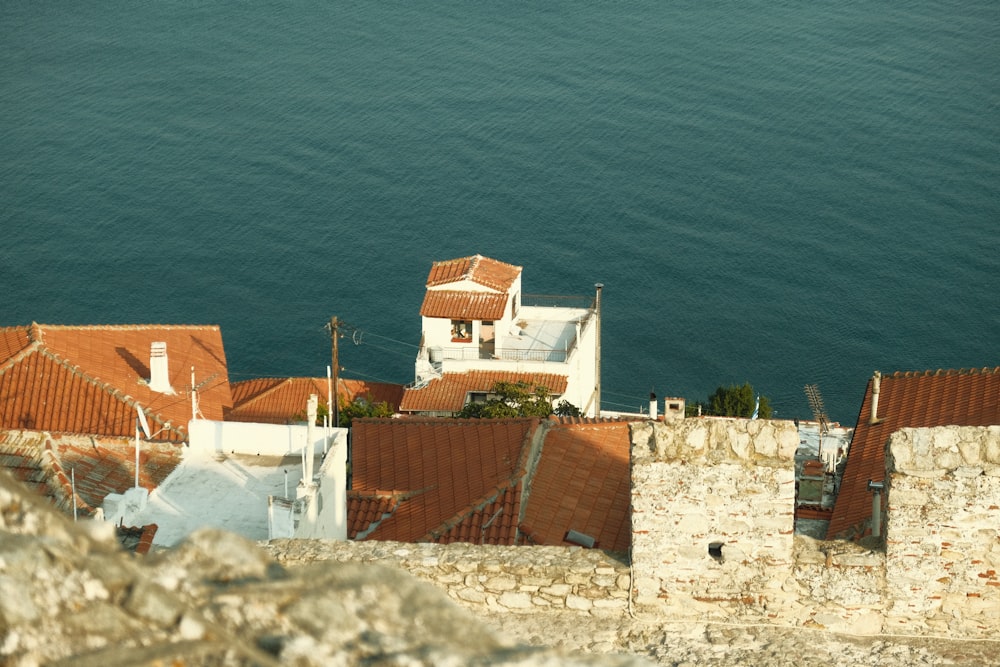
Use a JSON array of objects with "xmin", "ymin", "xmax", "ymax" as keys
[{"xmin": 803, "ymin": 384, "xmax": 830, "ymax": 435}]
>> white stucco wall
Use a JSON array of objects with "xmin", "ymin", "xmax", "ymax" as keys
[{"xmin": 188, "ymin": 419, "xmax": 339, "ymax": 457}]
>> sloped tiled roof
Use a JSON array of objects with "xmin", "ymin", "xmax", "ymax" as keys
[
  {"xmin": 420, "ymin": 290, "xmax": 509, "ymax": 321},
  {"xmin": 425, "ymin": 255, "xmax": 522, "ymax": 292},
  {"xmin": 228, "ymin": 377, "xmax": 405, "ymax": 424},
  {"xmin": 347, "ymin": 491, "xmax": 402, "ymax": 540},
  {"xmin": 0, "ymin": 429, "xmax": 181, "ymax": 517},
  {"xmin": 827, "ymin": 367, "xmax": 1000, "ymax": 540},
  {"xmin": 0, "ymin": 323, "xmax": 232, "ymax": 441},
  {"xmin": 400, "ymin": 370, "xmax": 569, "ymax": 414},
  {"xmin": 521, "ymin": 421, "xmax": 632, "ymax": 553},
  {"xmin": 350, "ymin": 418, "xmax": 539, "ymax": 545}
]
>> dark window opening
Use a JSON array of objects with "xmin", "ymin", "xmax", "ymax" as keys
[
  {"xmin": 708, "ymin": 542, "xmax": 724, "ymax": 560},
  {"xmin": 451, "ymin": 320, "xmax": 472, "ymax": 342}
]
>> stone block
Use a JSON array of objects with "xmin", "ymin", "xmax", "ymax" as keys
[
  {"xmin": 497, "ymin": 591, "xmax": 532, "ymax": 609},
  {"xmin": 566, "ymin": 594, "xmax": 593, "ymax": 611}
]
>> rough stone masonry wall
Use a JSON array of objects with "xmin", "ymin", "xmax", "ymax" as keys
[
  {"xmin": 264, "ymin": 538, "xmax": 631, "ymax": 617},
  {"xmin": 885, "ymin": 425, "xmax": 1000, "ymax": 638},
  {"xmin": 629, "ymin": 418, "xmax": 800, "ymax": 623}
]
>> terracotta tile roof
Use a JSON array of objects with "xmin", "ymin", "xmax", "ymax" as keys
[
  {"xmin": 0, "ymin": 323, "xmax": 232, "ymax": 441},
  {"xmin": 347, "ymin": 491, "xmax": 402, "ymax": 539},
  {"xmin": 348, "ymin": 416, "xmax": 634, "ymax": 552},
  {"xmin": 399, "ymin": 370, "xmax": 569, "ymax": 414},
  {"xmin": 0, "ymin": 429, "xmax": 181, "ymax": 517},
  {"xmin": 228, "ymin": 377, "xmax": 404, "ymax": 424},
  {"xmin": 349, "ymin": 418, "xmax": 539, "ymax": 544},
  {"xmin": 425, "ymin": 255, "xmax": 522, "ymax": 292},
  {"xmin": 420, "ymin": 290, "xmax": 509, "ymax": 321},
  {"xmin": 521, "ymin": 421, "xmax": 632, "ymax": 553},
  {"xmin": 827, "ymin": 367, "xmax": 1000, "ymax": 540}
]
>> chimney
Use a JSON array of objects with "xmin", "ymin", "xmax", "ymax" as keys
[
  {"xmin": 649, "ymin": 391, "xmax": 657, "ymax": 420},
  {"xmin": 148, "ymin": 342, "xmax": 174, "ymax": 394},
  {"xmin": 869, "ymin": 370, "xmax": 883, "ymax": 425}
]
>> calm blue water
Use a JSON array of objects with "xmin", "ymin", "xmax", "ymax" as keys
[{"xmin": 3, "ymin": 1, "xmax": 998, "ymax": 423}]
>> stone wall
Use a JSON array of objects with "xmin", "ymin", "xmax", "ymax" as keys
[
  {"xmin": 884, "ymin": 425, "xmax": 1000, "ymax": 638},
  {"xmin": 264, "ymin": 539, "xmax": 631, "ymax": 616},
  {"xmin": 629, "ymin": 418, "xmax": 799, "ymax": 622},
  {"xmin": 259, "ymin": 421, "xmax": 1000, "ymax": 640}
]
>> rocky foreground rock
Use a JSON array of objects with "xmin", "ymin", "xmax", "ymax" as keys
[{"xmin": 1, "ymin": 471, "xmax": 997, "ymax": 666}]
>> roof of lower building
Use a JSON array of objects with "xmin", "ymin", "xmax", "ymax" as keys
[
  {"xmin": 827, "ymin": 367, "xmax": 1000, "ymax": 540},
  {"xmin": 350, "ymin": 417, "xmax": 539, "ymax": 544},
  {"xmin": 348, "ymin": 416, "xmax": 635, "ymax": 552},
  {"xmin": 0, "ymin": 323, "xmax": 232, "ymax": 441},
  {"xmin": 520, "ymin": 420, "xmax": 632, "ymax": 553},
  {"xmin": 0, "ymin": 429, "xmax": 181, "ymax": 517},
  {"xmin": 420, "ymin": 290, "xmax": 509, "ymax": 321},
  {"xmin": 425, "ymin": 255, "xmax": 522, "ymax": 292},
  {"xmin": 229, "ymin": 377, "xmax": 405, "ymax": 424},
  {"xmin": 399, "ymin": 370, "xmax": 569, "ymax": 414}
]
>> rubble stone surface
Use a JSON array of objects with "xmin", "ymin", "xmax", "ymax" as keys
[{"xmin": 3, "ymin": 468, "xmax": 998, "ymax": 666}]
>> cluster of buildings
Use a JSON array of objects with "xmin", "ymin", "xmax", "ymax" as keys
[{"xmin": 1, "ymin": 254, "xmax": 998, "ymax": 555}]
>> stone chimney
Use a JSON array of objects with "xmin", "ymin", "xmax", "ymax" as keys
[
  {"xmin": 649, "ymin": 392, "xmax": 658, "ymax": 420},
  {"xmin": 148, "ymin": 342, "xmax": 174, "ymax": 394}
]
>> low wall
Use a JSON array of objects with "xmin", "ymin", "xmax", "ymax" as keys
[
  {"xmin": 264, "ymin": 539, "xmax": 631, "ymax": 616},
  {"xmin": 885, "ymin": 425, "xmax": 1000, "ymax": 638},
  {"xmin": 188, "ymin": 419, "xmax": 343, "ymax": 457},
  {"xmin": 261, "ymin": 423, "xmax": 1000, "ymax": 640}
]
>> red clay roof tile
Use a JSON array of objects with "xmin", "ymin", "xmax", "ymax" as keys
[
  {"xmin": 425, "ymin": 255, "xmax": 522, "ymax": 292},
  {"xmin": 0, "ymin": 323, "xmax": 232, "ymax": 441},
  {"xmin": 350, "ymin": 417, "xmax": 538, "ymax": 544},
  {"xmin": 521, "ymin": 421, "xmax": 632, "ymax": 554},
  {"xmin": 228, "ymin": 377, "xmax": 404, "ymax": 424},
  {"xmin": 827, "ymin": 367, "xmax": 1000, "ymax": 540},
  {"xmin": 400, "ymin": 370, "xmax": 569, "ymax": 414},
  {"xmin": 0, "ymin": 429, "xmax": 181, "ymax": 516},
  {"xmin": 420, "ymin": 290, "xmax": 509, "ymax": 320}
]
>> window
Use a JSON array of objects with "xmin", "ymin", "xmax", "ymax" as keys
[{"xmin": 451, "ymin": 320, "xmax": 472, "ymax": 342}]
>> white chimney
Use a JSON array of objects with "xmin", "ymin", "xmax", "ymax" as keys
[
  {"xmin": 305, "ymin": 394, "xmax": 317, "ymax": 483},
  {"xmin": 869, "ymin": 370, "xmax": 882, "ymax": 425},
  {"xmin": 148, "ymin": 342, "xmax": 175, "ymax": 394},
  {"xmin": 649, "ymin": 392, "xmax": 658, "ymax": 420}
]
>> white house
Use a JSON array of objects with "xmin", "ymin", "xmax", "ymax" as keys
[{"xmin": 400, "ymin": 255, "xmax": 603, "ymax": 417}]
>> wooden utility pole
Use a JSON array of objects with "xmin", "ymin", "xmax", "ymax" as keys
[{"xmin": 329, "ymin": 316, "xmax": 340, "ymax": 429}]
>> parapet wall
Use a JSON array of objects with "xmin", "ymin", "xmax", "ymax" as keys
[
  {"xmin": 262, "ymin": 422, "xmax": 999, "ymax": 639},
  {"xmin": 264, "ymin": 539, "xmax": 631, "ymax": 616},
  {"xmin": 885, "ymin": 425, "xmax": 1000, "ymax": 637}
]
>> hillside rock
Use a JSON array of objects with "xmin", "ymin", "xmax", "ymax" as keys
[{"xmin": 0, "ymin": 471, "xmax": 645, "ymax": 666}]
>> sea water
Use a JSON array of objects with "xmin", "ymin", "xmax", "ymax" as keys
[{"xmin": 3, "ymin": 0, "xmax": 998, "ymax": 423}]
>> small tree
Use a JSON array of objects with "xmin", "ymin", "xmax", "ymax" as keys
[
  {"xmin": 457, "ymin": 381, "xmax": 578, "ymax": 419},
  {"xmin": 705, "ymin": 382, "xmax": 772, "ymax": 419},
  {"xmin": 296, "ymin": 395, "xmax": 393, "ymax": 427}
]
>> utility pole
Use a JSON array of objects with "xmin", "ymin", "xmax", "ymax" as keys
[
  {"xmin": 329, "ymin": 316, "xmax": 340, "ymax": 429},
  {"xmin": 594, "ymin": 283, "xmax": 603, "ymax": 418}
]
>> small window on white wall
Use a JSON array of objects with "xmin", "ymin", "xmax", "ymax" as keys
[{"xmin": 451, "ymin": 320, "xmax": 472, "ymax": 342}]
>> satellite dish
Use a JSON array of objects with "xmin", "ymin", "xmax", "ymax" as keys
[{"xmin": 136, "ymin": 404, "xmax": 152, "ymax": 439}]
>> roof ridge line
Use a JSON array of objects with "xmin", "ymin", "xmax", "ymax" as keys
[
  {"xmin": 33, "ymin": 323, "xmax": 221, "ymax": 331},
  {"xmin": 422, "ymin": 481, "xmax": 516, "ymax": 541},
  {"xmin": 0, "ymin": 334, "xmax": 43, "ymax": 376},
  {"xmin": 41, "ymin": 437, "xmax": 96, "ymax": 516},
  {"xmin": 36, "ymin": 347, "xmax": 186, "ymax": 440}
]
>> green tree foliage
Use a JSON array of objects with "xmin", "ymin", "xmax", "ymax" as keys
[
  {"xmin": 457, "ymin": 381, "xmax": 578, "ymax": 419},
  {"xmin": 705, "ymin": 382, "xmax": 773, "ymax": 419},
  {"xmin": 337, "ymin": 396, "xmax": 394, "ymax": 426},
  {"xmin": 297, "ymin": 395, "xmax": 394, "ymax": 427}
]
